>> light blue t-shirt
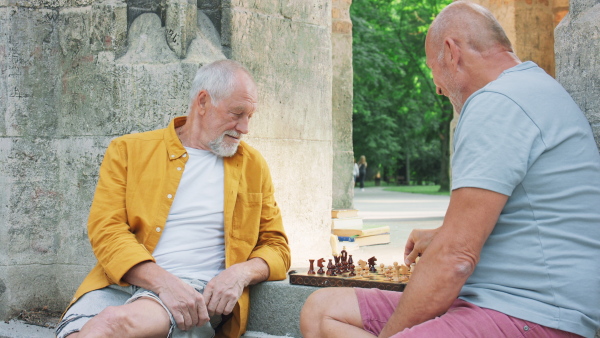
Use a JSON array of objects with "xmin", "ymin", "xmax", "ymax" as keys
[{"xmin": 452, "ymin": 62, "xmax": 600, "ymax": 338}]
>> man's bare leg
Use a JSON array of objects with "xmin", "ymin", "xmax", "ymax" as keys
[
  {"xmin": 300, "ymin": 287, "xmax": 376, "ymax": 338},
  {"xmin": 67, "ymin": 298, "xmax": 170, "ymax": 338}
]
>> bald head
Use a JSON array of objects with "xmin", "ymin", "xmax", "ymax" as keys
[{"xmin": 428, "ymin": 1, "xmax": 512, "ymax": 59}]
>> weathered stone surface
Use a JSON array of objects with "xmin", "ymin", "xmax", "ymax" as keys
[
  {"xmin": 225, "ymin": 0, "xmax": 330, "ymax": 30},
  {"xmin": 244, "ymin": 137, "xmax": 333, "ymax": 268},
  {"xmin": 118, "ymin": 13, "xmax": 179, "ymax": 63},
  {"xmin": 331, "ymin": 0, "xmax": 353, "ymax": 209},
  {"xmin": 555, "ymin": 3, "xmax": 600, "ymax": 148},
  {"xmin": 247, "ymin": 280, "xmax": 315, "ymax": 338},
  {"xmin": 226, "ymin": 7, "xmax": 332, "ymax": 141},
  {"xmin": 472, "ymin": 0, "xmax": 556, "ymax": 76},
  {"xmin": 164, "ymin": 0, "xmax": 197, "ymax": 58},
  {"xmin": 225, "ymin": 1, "xmax": 333, "ymax": 266}
]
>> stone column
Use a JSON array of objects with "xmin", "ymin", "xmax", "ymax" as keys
[
  {"xmin": 222, "ymin": 0, "xmax": 334, "ymax": 267},
  {"xmin": 331, "ymin": 0, "xmax": 354, "ymax": 209},
  {"xmin": 555, "ymin": 1, "xmax": 600, "ymax": 148},
  {"xmin": 469, "ymin": 0, "xmax": 556, "ymax": 77}
]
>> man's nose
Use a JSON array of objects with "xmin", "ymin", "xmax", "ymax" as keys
[
  {"xmin": 236, "ymin": 116, "xmax": 250, "ymax": 134},
  {"xmin": 436, "ymin": 86, "xmax": 443, "ymax": 96}
]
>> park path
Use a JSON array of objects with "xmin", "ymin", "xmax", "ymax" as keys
[{"xmin": 348, "ymin": 186, "xmax": 450, "ymax": 265}]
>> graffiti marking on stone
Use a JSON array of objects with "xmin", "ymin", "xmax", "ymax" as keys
[
  {"xmin": 166, "ymin": 28, "xmax": 179, "ymax": 44},
  {"xmin": 10, "ymin": 87, "xmax": 32, "ymax": 99}
]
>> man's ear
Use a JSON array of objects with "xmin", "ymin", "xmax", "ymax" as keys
[
  {"xmin": 193, "ymin": 90, "xmax": 209, "ymax": 116},
  {"xmin": 444, "ymin": 37, "xmax": 461, "ymax": 70}
]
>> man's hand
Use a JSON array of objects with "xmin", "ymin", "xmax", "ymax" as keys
[
  {"xmin": 404, "ymin": 228, "xmax": 440, "ymax": 266},
  {"xmin": 155, "ymin": 277, "xmax": 210, "ymax": 331},
  {"xmin": 203, "ymin": 258, "xmax": 270, "ymax": 316},
  {"xmin": 123, "ymin": 261, "xmax": 210, "ymax": 331}
]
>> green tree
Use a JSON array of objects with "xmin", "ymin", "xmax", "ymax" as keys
[{"xmin": 351, "ymin": 0, "xmax": 453, "ymax": 191}]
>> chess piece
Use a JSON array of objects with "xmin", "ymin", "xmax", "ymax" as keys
[
  {"xmin": 354, "ymin": 266, "xmax": 362, "ymax": 278},
  {"xmin": 410, "ymin": 263, "xmax": 416, "ymax": 273},
  {"xmin": 358, "ymin": 259, "xmax": 367, "ymax": 270},
  {"xmin": 326, "ymin": 259, "xmax": 335, "ymax": 276},
  {"xmin": 348, "ymin": 255, "xmax": 355, "ymax": 275},
  {"xmin": 340, "ymin": 247, "xmax": 348, "ymax": 264},
  {"xmin": 368, "ymin": 256, "xmax": 378, "ymax": 272},
  {"xmin": 379, "ymin": 263, "xmax": 385, "ymax": 274},
  {"xmin": 308, "ymin": 259, "xmax": 316, "ymax": 275},
  {"xmin": 317, "ymin": 258, "xmax": 325, "ymax": 274},
  {"xmin": 334, "ymin": 254, "xmax": 342, "ymax": 275},
  {"xmin": 341, "ymin": 247, "xmax": 349, "ymax": 273},
  {"xmin": 399, "ymin": 264, "xmax": 409, "ymax": 274}
]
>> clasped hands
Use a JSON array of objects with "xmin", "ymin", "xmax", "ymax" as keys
[{"xmin": 156, "ymin": 264, "xmax": 248, "ymax": 331}]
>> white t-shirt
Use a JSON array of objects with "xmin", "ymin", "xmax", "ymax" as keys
[{"xmin": 153, "ymin": 147, "xmax": 226, "ymax": 282}]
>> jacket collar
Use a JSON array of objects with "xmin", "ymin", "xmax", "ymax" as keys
[{"xmin": 164, "ymin": 116, "xmax": 188, "ymax": 161}]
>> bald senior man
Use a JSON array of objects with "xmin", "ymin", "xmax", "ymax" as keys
[
  {"xmin": 300, "ymin": 2, "xmax": 600, "ymax": 338},
  {"xmin": 56, "ymin": 60, "xmax": 290, "ymax": 338}
]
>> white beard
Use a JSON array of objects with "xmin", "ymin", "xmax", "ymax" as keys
[{"xmin": 208, "ymin": 130, "xmax": 241, "ymax": 157}]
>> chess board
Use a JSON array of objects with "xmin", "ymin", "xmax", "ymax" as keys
[{"xmin": 288, "ymin": 269, "xmax": 407, "ymax": 292}]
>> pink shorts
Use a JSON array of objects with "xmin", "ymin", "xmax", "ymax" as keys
[{"xmin": 355, "ymin": 288, "xmax": 583, "ymax": 338}]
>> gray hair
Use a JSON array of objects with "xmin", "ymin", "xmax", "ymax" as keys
[{"xmin": 188, "ymin": 59, "xmax": 254, "ymax": 109}]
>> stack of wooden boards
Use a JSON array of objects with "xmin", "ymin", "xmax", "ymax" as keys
[{"xmin": 331, "ymin": 209, "xmax": 390, "ymax": 249}]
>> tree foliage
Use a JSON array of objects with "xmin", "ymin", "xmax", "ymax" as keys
[{"xmin": 351, "ymin": 0, "xmax": 453, "ymax": 190}]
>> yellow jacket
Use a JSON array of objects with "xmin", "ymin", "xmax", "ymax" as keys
[{"xmin": 67, "ymin": 117, "xmax": 291, "ymax": 338}]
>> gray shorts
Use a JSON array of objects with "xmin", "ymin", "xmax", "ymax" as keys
[{"xmin": 55, "ymin": 278, "xmax": 221, "ymax": 338}]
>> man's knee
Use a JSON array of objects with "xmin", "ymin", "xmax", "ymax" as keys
[
  {"xmin": 300, "ymin": 288, "xmax": 344, "ymax": 334},
  {"xmin": 302, "ymin": 288, "xmax": 330, "ymax": 318},
  {"xmin": 301, "ymin": 289, "xmax": 325, "ymax": 335},
  {"xmin": 86, "ymin": 305, "xmax": 135, "ymax": 336}
]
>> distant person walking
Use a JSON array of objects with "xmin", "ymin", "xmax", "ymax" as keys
[{"xmin": 357, "ymin": 155, "xmax": 367, "ymax": 191}]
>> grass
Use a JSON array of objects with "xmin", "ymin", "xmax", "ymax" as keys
[{"xmin": 383, "ymin": 184, "xmax": 450, "ymax": 196}]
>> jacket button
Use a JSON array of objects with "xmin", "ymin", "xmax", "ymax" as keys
[
  {"xmin": 167, "ymin": 194, "xmax": 173, "ymax": 199},
  {"xmin": 156, "ymin": 227, "xmax": 161, "ymax": 232}
]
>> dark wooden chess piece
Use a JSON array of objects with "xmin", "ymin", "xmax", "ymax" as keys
[
  {"xmin": 326, "ymin": 259, "xmax": 336, "ymax": 276},
  {"xmin": 341, "ymin": 247, "xmax": 348, "ymax": 263},
  {"xmin": 368, "ymin": 256, "xmax": 378, "ymax": 273},
  {"xmin": 340, "ymin": 247, "xmax": 348, "ymax": 273},
  {"xmin": 317, "ymin": 258, "xmax": 325, "ymax": 274},
  {"xmin": 308, "ymin": 259, "xmax": 316, "ymax": 275},
  {"xmin": 334, "ymin": 254, "xmax": 341, "ymax": 275},
  {"xmin": 348, "ymin": 254, "xmax": 355, "ymax": 276}
]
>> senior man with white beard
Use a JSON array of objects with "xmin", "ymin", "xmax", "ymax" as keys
[{"xmin": 56, "ymin": 59, "xmax": 290, "ymax": 338}]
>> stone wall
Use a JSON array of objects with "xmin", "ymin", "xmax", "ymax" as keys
[
  {"xmin": 331, "ymin": 0, "xmax": 353, "ymax": 209},
  {"xmin": 0, "ymin": 0, "xmax": 334, "ymax": 319},
  {"xmin": 555, "ymin": 1, "xmax": 600, "ymax": 149},
  {"xmin": 467, "ymin": 0, "xmax": 557, "ymax": 77}
]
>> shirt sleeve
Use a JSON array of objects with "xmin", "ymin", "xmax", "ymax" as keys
[
  {"xmin": 87, "ymin": 139, "xmax": 155, "ymax": 285},
  {"xmin": 452, "ymin": 91, "xmax": 545, "ymax": 196}
]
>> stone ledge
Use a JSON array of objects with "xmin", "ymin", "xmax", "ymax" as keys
[{"xmin": 245, "ymin": 277, "xmax": 316, "ymax": 338}]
